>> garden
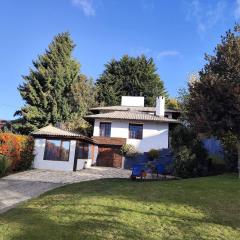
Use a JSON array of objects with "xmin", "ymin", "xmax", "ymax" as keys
[
  {"xmin": 121, "ymin": 124, "xmax": 236, "ymax": 180},
  {"xmin": 0, "ymin": 133, "xmax": 34, "ymax": 177}
]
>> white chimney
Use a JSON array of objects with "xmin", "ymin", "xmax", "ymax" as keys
[{"xmin": 156, "ymin": 96, "xmax": 165, "ymax": 117}]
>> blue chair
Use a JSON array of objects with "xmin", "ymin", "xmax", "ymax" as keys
[{"xmin": 131, "ymin": 164, "xmax": 145, "ymax": 179}]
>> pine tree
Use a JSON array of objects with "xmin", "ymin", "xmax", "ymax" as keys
[
  {"xmin": 63, "ymin": 74, "xmax": 97, "ymax": 135},
  {"xmin": 96, "ymin": 55, "xmax": 167, "ymax": 106},
  {"xmin": 15, "ymin": 32, "xmax": 80, "ymax": 134}
]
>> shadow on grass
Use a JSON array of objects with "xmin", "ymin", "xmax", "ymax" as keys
[
  {"xmin": 0, "ymin": 175, "xmax": 239, "ymax": 239},
  {"xmin": 43, "ymin": 175, "xmax": 240, "ymax": 229},
  {"xmin": 1, "ymin": 207, "xmax": 155, "ymax": 240}
]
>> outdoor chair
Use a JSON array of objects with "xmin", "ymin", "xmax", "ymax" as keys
[{"xmin": 131, "ymin": 164, "xmax": 146, "ymax": 180}]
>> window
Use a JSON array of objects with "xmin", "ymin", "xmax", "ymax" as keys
[
  {"xmin": 44, "ymin": 139, "xmax": 70, "ymax": 161},
  {"xmin": 129, "ymin": 124, "xmax": 143, "ymax": 139},
  {"xmin": 100, "ymin": 122, "xmax": 111, "ymax": 137},
  {"xmin": 76, "ymin": 142, "xmax": 89, "ymax": 159}
]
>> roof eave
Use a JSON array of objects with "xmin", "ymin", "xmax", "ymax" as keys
[
  {"xmin": 31, "ymin": 133, "xmax": 97, "ymax": 144},
  {"xmin": 85, "ymin": 116, "xmax": 179, "ymax": 124}
]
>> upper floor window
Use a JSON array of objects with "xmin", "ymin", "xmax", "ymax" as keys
[
  {"xmin": 129, "ymin": 124, "xmax": 143, "ymax": 139},
  {"xmin": 100, "ymin": 122, "xmax": 111, "ymax": 137},
  {"xmin": 44, "ymin": 139, "xmax": 70, "ymax": 161}
]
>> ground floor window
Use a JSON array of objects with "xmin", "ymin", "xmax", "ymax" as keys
[
  {"xmin": 44, "ymin": 139, "xmax": 70, "ymax": 161},
  {"xmin": 76, "ymin": 142, "xmax": 89, "ymax": 159}
]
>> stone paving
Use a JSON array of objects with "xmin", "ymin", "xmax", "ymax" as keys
[{"xmin": 0, "ymin": 167, "xmax": 131, "ymax": 213}]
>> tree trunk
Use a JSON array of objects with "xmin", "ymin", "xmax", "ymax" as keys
[{"xmin": 237, "ymin": 141, "xmax": 240, "ymax": 178}]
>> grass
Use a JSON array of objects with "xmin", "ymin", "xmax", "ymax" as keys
[{"xmin": 0, "ymin": 175, "xmax": 239, "ymax": 240}]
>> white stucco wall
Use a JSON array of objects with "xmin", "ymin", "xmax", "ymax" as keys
[
  {"xmin": 93, "ymin": 119, "xmax": 169, "ymax": 152},
  {"xmin": 93, "ymin": 145, "xmax": 98, "ymax": 165},
  {"xmin": 33, "ymin": 139, "xmax": 96, "ymax": 171},
  {"xmin": 33, "ymin": 138, "xmax": 76, "ymax": 171},
  {"xmin": 121, "ymin": 96, "xmax": 144, "ymax": 107}
]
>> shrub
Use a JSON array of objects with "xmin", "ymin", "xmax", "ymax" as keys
[
  {"xmin": 221, "ymin": 134, "xmax": 238, "ymax": 172},
  {"xmin": 0, "ymin": 133, "xmax": 20, "ymax": 169},
  {"xmin": 120, "ymin": 144, "xmax": 138, "ymax": 158},
  {"xmin": 208, "ymin": 154, "xmax": 225, "ymax": 174},
  {"xmin": 173, "ymin": 146, "xmax": 197, "ymax": 178},
  {"xmin": 0, "ymin": 133, "xmax": 34, "ymax": 172},
  {"xmin": 0, "ymin": 154, "xmax": 12, "ymax": 177},
  {"xmin": 148, "ymin": 149, "xmax": 159, "ymax": 161},
  {"xmin": 17, "ymin": 137, "xmax": 35, "ymax": 171},
  {"xmin": 171, "ymin": 125, "xmax": 209, "ymax": 178}
]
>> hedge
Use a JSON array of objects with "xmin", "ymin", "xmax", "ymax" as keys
[{"xmin": 0, "ymin": 133, "xmax": 34, "ymax": 173}]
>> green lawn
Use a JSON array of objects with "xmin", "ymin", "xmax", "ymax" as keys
[{"xmin": 0, "ymin": 175, "xmax": 239, "ymax": 240}]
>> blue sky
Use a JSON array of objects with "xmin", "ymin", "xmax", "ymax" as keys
[{"xmin": 0, "ymin": 0, "xmax": 239, "ymax": 119}]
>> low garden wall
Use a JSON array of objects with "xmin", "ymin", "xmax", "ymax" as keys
[{"xmin": 124, "ymin": 149, "xmax": 174, "ymax": 173}]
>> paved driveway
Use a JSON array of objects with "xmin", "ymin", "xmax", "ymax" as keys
[{"xmin": 0, "ymin": 167, "xmax": 131, "ymax": 213}]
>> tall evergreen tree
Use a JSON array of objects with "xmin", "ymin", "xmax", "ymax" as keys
[
  {"xmin": 15, "ymin": 32, "xmax": 80, "ymax": 134},
  {"xmin": 63, "ymin": 74, "xmax": 97, "ymax": 135},
  {"xmin": 96, "ymin": 55, "xmax": 167, "ymax": 106}
]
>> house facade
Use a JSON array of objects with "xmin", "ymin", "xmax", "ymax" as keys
[
  {"xmin": 32, "ymin": 96, "xmax": 179, "ymax": 171},
  {"xmin": 86, "ymin": 96, "xmax": 179, "ymax": 168}
]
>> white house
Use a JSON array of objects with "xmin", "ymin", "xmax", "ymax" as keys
[
  {"xmin": 86, "ymin": 96, "xmax": 179, "ymax": 168},
  {"xmin": 32, "ymin": 96, "xmax": 179, "ymax": 171}
]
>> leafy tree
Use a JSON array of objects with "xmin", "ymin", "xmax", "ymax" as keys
[
  {"xmin": 96, "ymin": 55, "xmax": 167, "ymax": 106},
  {"xmin": 186, "ymin": 25, "xmax": 240, "ymax": 176},
  {"xmin": 15, "ymin": 32, "xmax": 81, "ymax": 134},
  {"xmin": 166, "ymin": 98, "xmax": 179, "ymax": 110}
]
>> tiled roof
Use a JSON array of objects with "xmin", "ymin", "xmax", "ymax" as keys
[
  {"xmin": 32, "ymin": 125, "xmax": 95, "ymax": 143},
  {"xmin": 90, "ymin": 106, "xmax": 179, "ymax": 113},
  {"xmin": 86, "ymin": 111, "xmax": 179, "ymax": 123}
]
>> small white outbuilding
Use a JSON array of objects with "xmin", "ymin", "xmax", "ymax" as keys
[{"xmin": 32, "ymin": 125, "xmax": 98, "ymax": 171}]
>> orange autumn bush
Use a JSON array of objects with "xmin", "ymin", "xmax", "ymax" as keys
[{"xmin": 0, "ymin": 133, "xmax": 34, "ymax": 172}]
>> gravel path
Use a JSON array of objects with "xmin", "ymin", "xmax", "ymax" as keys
[{"xmin": 0, "ymin": 167, "xmax": 131, "ymax": 213}]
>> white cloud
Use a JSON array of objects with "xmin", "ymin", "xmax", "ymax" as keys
[
  {"xmin": 235, "ymin": 0, "xmax": 240, "ymax": 19},
  {"xmin": 186, "ymin": 0, "xmax": 226, "ymax": 36},
  {"xmin": 157, "ymin": 50, "xmax": 180, "ymax": 59},
  {"xmin": 71, "ymin": 0, "xmax": 95, "ymax": 16}
]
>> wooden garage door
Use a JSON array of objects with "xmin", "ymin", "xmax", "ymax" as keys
[{"xmin": 97, "ymin": 146, "xmax": 122, "ymax": 168}]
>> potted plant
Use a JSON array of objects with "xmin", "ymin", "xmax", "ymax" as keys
[{"xmin": 148, "ymin": 149, "xmax": 159, "ymax": 161}]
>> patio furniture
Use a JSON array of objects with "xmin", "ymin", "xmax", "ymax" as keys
[{"xmin": 131, "ymin": 164, "xmax": 146, "ymax": 180}]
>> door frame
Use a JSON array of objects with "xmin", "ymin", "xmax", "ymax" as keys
[{"xmin": 73, "ymin": 141, "xmax": 79, "ymax": 171}]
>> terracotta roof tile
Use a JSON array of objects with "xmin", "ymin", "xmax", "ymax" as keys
[
  {"xmin": 86, "ymin": 111, "xmax": 179, "ymax": 123},
  {"xmin": 32, "ymin": 125, "xmax": 95, "ymax": 143}
]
